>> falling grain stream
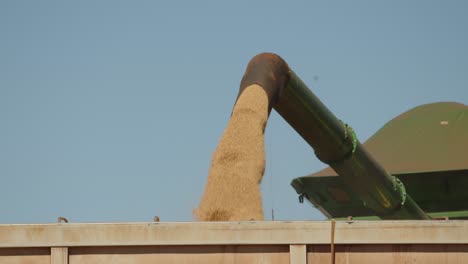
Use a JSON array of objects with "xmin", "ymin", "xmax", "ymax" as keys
[{"xmin": 196, "ymin": 85, "xmax": 268, "ymax": 221}]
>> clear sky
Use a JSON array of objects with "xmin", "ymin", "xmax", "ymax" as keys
[{"xmin": 1, "ymin": 1, "xmax": 467, "ymax": 224}]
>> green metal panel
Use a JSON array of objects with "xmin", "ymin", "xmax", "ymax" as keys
[
  {"xmin": 292, "ymin": 169, "xmax": 468, "ymax": 219},
  {"xmin": 334, "ymin": 210, "xmax": 468, "ymax": 221},
  {"xmin": 397, "ymin": 170, "xmax": 468, "ymax": 213}
]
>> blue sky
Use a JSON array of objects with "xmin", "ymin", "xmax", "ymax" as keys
[{"xmin": 1, "ymin": 1, "xmax": 467, "ymax": 223}]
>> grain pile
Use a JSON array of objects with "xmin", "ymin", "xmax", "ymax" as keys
[{"xmin": 195, "ymin": 84, "xmax": 269, "ymax": 221}]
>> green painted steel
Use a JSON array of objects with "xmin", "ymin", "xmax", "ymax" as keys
[
  {"xmin": 292, "ymin": 169, "xmax": 468, "ymax": 219},
  {"xmin": 279, "ymin": 71, "xmax": 429, "ymax": 219},
  {"xmin": 292, "ymin": 102, "xmax": 468, "ymax": 220},
  {"xmin": 427, "ymin": 210, "xmax": 468, "ymax": 220},
  {"xmin": 335, "ymin": 210, "xmax": 468, "ymax": 220}
]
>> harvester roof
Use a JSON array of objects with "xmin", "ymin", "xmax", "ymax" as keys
[{"xmin": 315, "ymin": 101, "xmax": 468, "ymax": 176}]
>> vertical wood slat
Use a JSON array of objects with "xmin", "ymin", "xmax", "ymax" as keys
[
  {"xmin": 51, "ymin": 247, "xmax": 68, "ymax": 264},
  {"xmin": 290, "ymin": 244, "xmax": 307, "ymax": 264}
]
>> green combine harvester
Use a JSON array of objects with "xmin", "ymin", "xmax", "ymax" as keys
[
  {"xmin": 291, "ymin": 101, "xmax": 468, "ymax": 220},
  {"xmin": 238, "ymin": 52, "xmax": 468, "ymax": 220}
]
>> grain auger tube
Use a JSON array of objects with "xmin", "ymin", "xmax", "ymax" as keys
[{"xmin": 238, "ymin": 53, "xmax": 429, "ymax": 220}]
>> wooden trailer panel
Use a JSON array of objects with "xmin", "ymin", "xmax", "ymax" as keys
[
  {"xmin": 308, "ymin": 244, "xmax": 468, "ymax": 264},
  {"xmin": 0, "ymin": 221, "xmax": 467, "ymax": 264}
]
